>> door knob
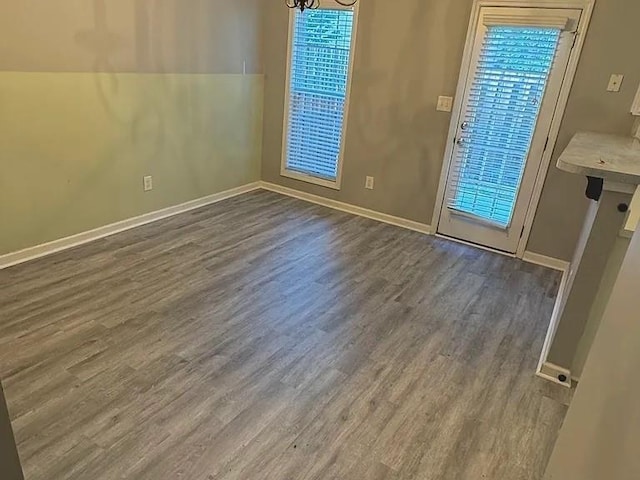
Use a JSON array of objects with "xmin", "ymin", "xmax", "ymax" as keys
[{"xmin": 461, "ymin": 121, "xmax": 469, "ymax": 130}]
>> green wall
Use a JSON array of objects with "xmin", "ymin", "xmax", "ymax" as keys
[
  {"xmin": 0, "ymin": 0, "xmax": 265, "ymax": 256},
  {"xmin": 0, "ymin": 73, "xmax": 263, "ymax": 255}
]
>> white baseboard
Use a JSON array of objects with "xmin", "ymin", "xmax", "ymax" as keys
[
  {"xmin": 4, "ymin": 179, "xmax": 577, "ymax": 388},
  {"xmin": 0, "ymin": 182, "xmax": 261, "ymax": 270},
  {"xmin": 260, "ymin": 182, "xmax": 572, "ymax": 272},
  {"xmin": 537, "ymin": 361, "xmax": 572, "ymax": 388},
  {"xmin": 535, "ymin": 266, "xmax": 572, "ymax": 384},
  {"xmin": 263, "ymin": 181, "xmax": 576, "ymax": 389},
  {"xmin": 259, "ymin": 181, "xmax": 432, "ymax": 235},
  {"xmin": 522, "ymin": 251, "xmax": 570, "ymax": 272},
  {"xmin": 3, "ymin": 180, "xmax": 571, "ymax": 277}
]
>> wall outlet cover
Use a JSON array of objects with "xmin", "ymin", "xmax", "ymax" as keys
[{"xmin": 143, "ymin": 176, "xmax": 153, "ymax": 192}]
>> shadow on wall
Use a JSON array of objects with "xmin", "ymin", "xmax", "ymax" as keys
[
  {"xmin": 0, "ymin": 0, "xmax": 263, "ymax": 254},
  {"xmin": 73, "ymin": 0, "xmax": 169, "ymax": 121},
  {"xmin": 69, "ymin": 0, "xmax": 216, "ymax": 196},
  {"xmin": 340, "ymin": 0, "xmax": 472, "ymax": 219},
  {"xmin": 63, "ymin": 0, "xmax": 167, "ymax": 230}
]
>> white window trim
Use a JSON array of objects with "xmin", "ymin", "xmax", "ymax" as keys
[
  {"xmin": 430, "ymin": 0, "xmax": 595, "ymax": 258},
  {"xmin": 279, "ymin": 2, "xmax": 360, "ymax": 191}
]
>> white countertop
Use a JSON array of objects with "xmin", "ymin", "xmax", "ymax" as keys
[{"xmin": 557, "ymin": 132, "xmax": 640, "ymax": 185}]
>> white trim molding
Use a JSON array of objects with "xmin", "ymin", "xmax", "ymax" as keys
[
  {"xmin": 4, "ymin": 178, "xmax": 575, "ymax": 388},
  {"xmin": 0, "ymin": 182, "xmax": 261, "ymax": 270},
  {"xmin": 259, "ymin": 182, "xmax": 432, "ymax": 235},
  {"xmin": 3, "ymin": 181, "xmax": 572, "ymax": 273},
  {"xmin": 431, "ymin": 0, "xmax": 596, "ymax": 258},
  {"xmin": 263, "ymin": 182, "xmax": 574, "ymax": 390},
  {"xmin": 262, "ymin": 182, "xmax": 576, "ymax": 273},
  {"xmin": 537, "ymin": 361, "xmax": 573, "ymax": 388},
  {"xmin": 536, "ymin": 266, "xmax": 573, "ymax": 386},
  {"xmin": 522, "ymin": 251, "xmax": 570, "ymax": 272}
]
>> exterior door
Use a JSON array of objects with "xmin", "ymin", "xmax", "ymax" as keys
[{"xmin": 437, "ymin": 7, "xmax": 581, "ymax": 253}]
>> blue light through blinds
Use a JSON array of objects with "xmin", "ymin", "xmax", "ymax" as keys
[
  {"xmin": 285, "ymin": 8, "xmax": 355, "ymax": 181},
  {"xmin": 448, "ymin": 26, "xmax": 561, "ymax": 228}
]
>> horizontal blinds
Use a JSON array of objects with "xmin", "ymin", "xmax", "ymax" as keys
[
  {"xmin": 483, "ymin": 14, "xmax": 571, "ymax": 30},
  {"xmin": 447, "ymin": 25, "xmax": 561, "ymax": 228},
  {"xmin": 285, "ymin": 9, "xmax": 355, "ymax": 181}
]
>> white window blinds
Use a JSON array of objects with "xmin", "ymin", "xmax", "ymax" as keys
[
  {"xmin": 447, "ymin": 26, "xmax": 561, "ymax": 228},
  {"xmin": 284, "ymin": 8, "xmax": 355, "ymax": 182}
]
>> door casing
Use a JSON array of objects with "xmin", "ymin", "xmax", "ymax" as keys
[{"xmin": 431, "ymin": 0, "xmax": 595, "ymax": 258}]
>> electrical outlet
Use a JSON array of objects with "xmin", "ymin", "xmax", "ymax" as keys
[
  {"xmin": 365, "ymin": 176, "xmax": 374, "ymax": 190},
  {"xmin": 143, "ymin": 176, "xmax": 153, "ymax": 192},
  {"xmin": 607, "ymin": 74, "xmax": 624, "ymax": 92}
]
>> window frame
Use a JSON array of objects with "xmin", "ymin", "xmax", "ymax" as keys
[{"xmin": 279, "ymin": 2, "xmax": 360, "ymax": 191}]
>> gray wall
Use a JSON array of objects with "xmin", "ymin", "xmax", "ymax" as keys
[
  {"xmin": 547, "ymin": 191, "xmax": 632, "ymax": 369},
  {"xmin": 571, "ymin": 235, "xmax": 629, "ymax": 378},
  {"xmin": 0, "ymin": 0, "xmax": 264, "ymax": 74},
  {"xmin": 528, "ymin": 0, "xmax": 640, "ymax": 259},
  {"xmin": 261, "ymin": 0, "xmax": 640, "ymax": 261},
  {"xmin": 544, "ymin": 227, "xmax": 640, "ymax": 479}
]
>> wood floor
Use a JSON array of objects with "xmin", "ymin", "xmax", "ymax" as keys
[{"xmin": 0, "ymin": 190, "xmax": 571, "ymax": 480}]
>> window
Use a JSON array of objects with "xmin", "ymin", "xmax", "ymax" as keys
[
  {"xmin": 281, "ymin": 5, "xmax": 358, "ymax": 189},
  {"xmin": 448, "ymin": 25, "xmax": 561, "ymax": 228}
]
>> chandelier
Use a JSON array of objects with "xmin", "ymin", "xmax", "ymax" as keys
[{"xmin": 285, "ymin": 0, "xmax": 358, "ymax": 12}]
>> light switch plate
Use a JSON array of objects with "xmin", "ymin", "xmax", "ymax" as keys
[
  {"xmin": 365, "ymin": 176, "xmax": 374, "ymax": 190},
  {"xmin": 607, "ymin": 74, "xmax": 624, "ymax": 92},
  {"xmin": 437, "ymin": 96, "xmax": 454, "ymax": 112}
]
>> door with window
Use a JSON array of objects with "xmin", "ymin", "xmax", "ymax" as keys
[{"xmin": 437, "ymin": 7, "xmax": 581, "ymax": 253}]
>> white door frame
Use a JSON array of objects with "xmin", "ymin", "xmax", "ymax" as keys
[{"xmin": 431, "ymin": 0, "xmax": 595, "ymax": 258}]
